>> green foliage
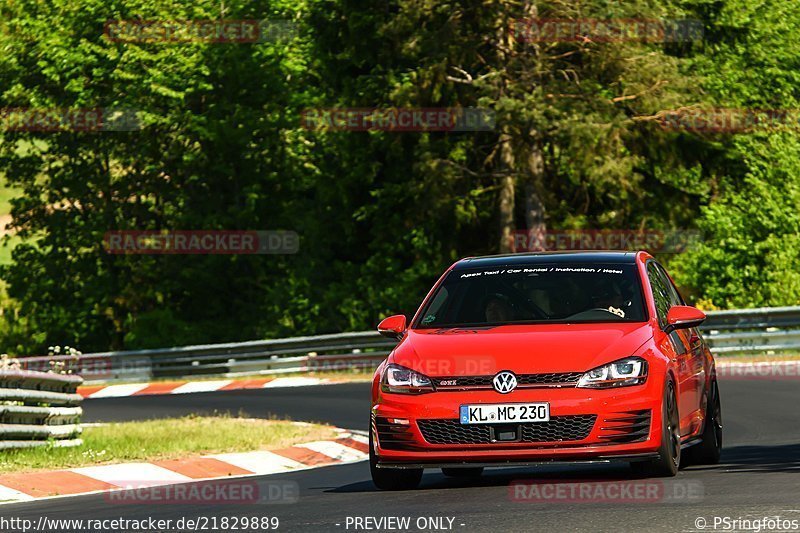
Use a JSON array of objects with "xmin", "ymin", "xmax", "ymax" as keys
[
  {"xmin": 0, "ymin": 0, "xmax": 797, "ymax": 353},
  {"xmin": 673, "ymin": 134, "xmax": 800, "ymax": 307},
  {"xmin": 670, "ymin": 0, "xmax": 800, "ymax": 307},
  {"xmin": 0, "ymin": 0, "xmax": 317, "ymax": 351}
]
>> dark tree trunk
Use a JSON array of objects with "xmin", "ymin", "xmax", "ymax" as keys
[
  {"xmin": 498, "ymin": 133, "xmax": 516, "ymax": 253},
  {"xmin": 523, "ymin": 145, "xmax": 547, "ymax": 251}
]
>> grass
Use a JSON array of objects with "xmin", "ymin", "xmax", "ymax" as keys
[
  {"xmin": 0, "ymin": 180, "xmax": 19, "ymax": 218},
  {"xmin": 0, "ymin": 138, "xmax": 33, "ymax": 265},
  {"xmin": 0, "ymin": 234, "xmax": 21, "ymax": 265},
  {"xmin": 0, "ymin": 415, "xmax": 338, "ymax": 474},
  {"xmin": 0, "ymin": 175, "xmax": 22, "ymax": 266}
]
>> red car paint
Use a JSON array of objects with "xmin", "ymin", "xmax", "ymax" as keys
[{"xmin": 370, "ymin": 251, "xmax": 716, "ymax": 467}]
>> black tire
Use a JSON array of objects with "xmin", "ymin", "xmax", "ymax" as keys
[
  {"xmin": 631, "ymin": 378, "xmax": 680, "ymax": 477},
  {"xmin": 685, "ymin": 379, "xmax": 722, "ymax": 465},
  {"xmin": 441, "ymin": 467, "xmax": 484, "ymax": 478},
  {"xmin": 369, "ymin": 426, "xmax": 423, "ymax": 490}
]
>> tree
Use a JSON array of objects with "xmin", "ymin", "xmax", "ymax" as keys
[
  {"xmin": 0, "ymin": 0, "xmax": 316, "ymax": 351},
  {"xmin": 671, "ymin": 0, "xmax": 800, "ymax": 307}
]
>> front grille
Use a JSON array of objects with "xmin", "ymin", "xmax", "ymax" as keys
[
  {"xmin": 519, "ymin": 372, "xmax": 584, "ymax": 385},
  {"xmin": 597, "ymin": 410, "xmax": 652, "ymax": 444},
  {"xmin": 418, "ymin": 419, "xmax": 492, "ymax": 445},
  {"xmin": 435, "ymin": 372, "xmax": 583, "ymax": 391},
  {"xmin": 418, "ymin": 415, "xmax": 597, "ymax": 445},
  {"xmin": 374, "ymin": 416, "xmax": 417, "ymax": 450},
  {"xmin": 519, "ymin": 415, "xmax": 597, "ymax": 442}
]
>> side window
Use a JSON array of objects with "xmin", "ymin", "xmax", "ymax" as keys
[
  {"xmin": 647, "ymin": 262, "xmax": 671, "ymax": 328},
  {"xmin": 420, "ymin": 287, "xmax": 449, "ymax": 325},
  {"xmin": 656, "ymin": 264, "xmax": 685, "ymax": 307},
  {"xmin": 653, "ymin": 263, "xmax": 689, "ymax": 354}
]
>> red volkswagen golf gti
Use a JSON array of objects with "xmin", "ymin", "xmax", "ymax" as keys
[{"xmin": 370, "ymin": 251, "xmax": 722, "ymax": 490}]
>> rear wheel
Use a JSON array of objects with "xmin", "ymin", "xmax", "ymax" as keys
[
  {"xmin": 631, "ymin": 378, "xmax": 680, "ymax": 477},
  {"xmin": 369, "ymin": 425, "xmax": 423, "ymax": 490},
  {"xmin": 441, "ymin": 467, "xmax": 484, "ymax": 478},
  {"xmin": 685, "ymin": 379, "xmax": 722, "ymax": 465}
]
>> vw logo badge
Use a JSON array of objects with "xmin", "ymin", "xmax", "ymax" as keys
[{"xmin": 493, "ymin": 371, "xmax": 518, "ymax": 394}]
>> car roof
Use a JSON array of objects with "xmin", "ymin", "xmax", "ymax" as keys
[{"xmin": 453, "ymin": 251, "xmax": 639, "ymax": 271}]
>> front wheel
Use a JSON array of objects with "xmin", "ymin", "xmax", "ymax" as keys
[
  {"xmin": 370, "ymin": 426, "xmax": 423, "ymax": 490},
  {"xmin": 631, "ymin": 378, "xmax": 680, "ymax": 477},
  {"xmin": 685, "ymin": 379, "xmax": 722, "ymax": 465}
]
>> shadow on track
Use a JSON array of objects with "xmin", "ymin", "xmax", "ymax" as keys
[
  {"xmin": 687, "ymin": 443, "xmax": 800, "ymax": 473},
  {"xmin": 329, "ymin": 442, "xmax": 800, "ymax": 495},
  {"xmin": 326, "ymin": 462, "xmax": 648, "ymax": 494}
]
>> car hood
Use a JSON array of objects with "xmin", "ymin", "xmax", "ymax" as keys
[{"xmin": 391, "ymin": 323, "xmax": 654, "ymax": 377}]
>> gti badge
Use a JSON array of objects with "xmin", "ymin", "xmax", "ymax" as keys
[{"xmin": 493, "ymin": 371, "xmax": 518, "ymax": 394}]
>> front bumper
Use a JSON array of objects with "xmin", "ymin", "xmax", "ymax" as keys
[
  {"xmin": 375, "ymin": 454, "xmax": 661, "ymax": 469},
  {"xmin": 372, "ymin": 378, "xmax": 664, "ymax": 466}
]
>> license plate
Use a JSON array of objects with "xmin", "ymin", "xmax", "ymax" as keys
[{"xmin": 459, "ymin": 403, "xmax": 550, "ymax": 425}]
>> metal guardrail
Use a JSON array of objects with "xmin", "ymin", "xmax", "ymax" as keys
[
  {"xmin": 20, "ymin": 332, "xmax": 397, "ymax": 384},
  {"xmin": 17, "ymin": 306, "xmax": 800, "ymax": 384},
  {"xmin": 701, "ymin": 306, "xmax": 800, "ymax": 331},
  {"xmin": 701, "ymin": 306, "xmax": 800, "ymax": 354},
  {"xmin": 0, "ymin": 370, "xmax": 83, "ymax": 450}
]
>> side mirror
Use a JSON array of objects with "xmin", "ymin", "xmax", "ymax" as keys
[
  {"xmin": 665, "ymin": 305, "xmax": 706, "ymax": 333},
  {"xmin": 377, "ymin": 315, "xmax": 407, "ymax": 339}
]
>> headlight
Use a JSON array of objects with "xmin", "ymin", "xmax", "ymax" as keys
[
  {"xmin": 577, "ymin": 357, "xmax": 648, "ymax": 389},
  {"xmin": 381, "ymin": 364, "xmax": 434, "ymax": 394}
]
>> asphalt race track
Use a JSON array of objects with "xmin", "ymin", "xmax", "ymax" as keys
[
  {"xmin": 82, "ymin": 383, "xmax": 369, "ymax": 429},
  {"xmin": 5, "ymin": 377, "xmax": 800, "ymax": 533}
]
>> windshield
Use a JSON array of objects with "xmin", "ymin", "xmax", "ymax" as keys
[{"xmin": 415, "ymin": 263, "xmax": 647, "ymax": 328}]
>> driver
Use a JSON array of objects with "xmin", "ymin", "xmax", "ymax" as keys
[
  {"xmin": 592, "ymin": 281, "xmax": 626, "ymax": 317},
  {"xmin": 484, "ymin": 294, "xmax": 514, "ymax": 323},
  {"xmin": 526, "ymin": 286, "xmax": 553, "ymax": 316}
]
